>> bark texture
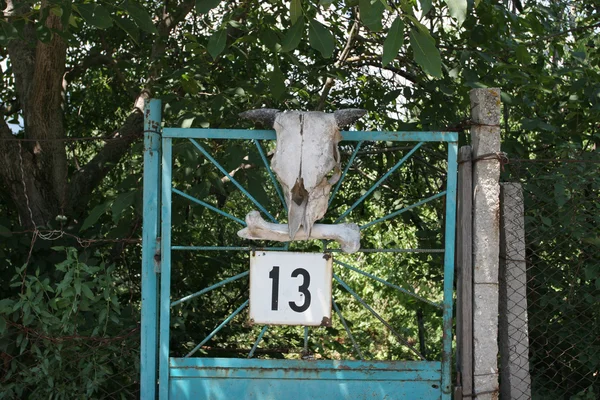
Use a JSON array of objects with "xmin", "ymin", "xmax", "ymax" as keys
[{"xmin": 0, "ymin": 1, "xmax": 195, "ymax": 229}]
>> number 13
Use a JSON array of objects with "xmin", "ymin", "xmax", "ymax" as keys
[{"xmin": 269, "ymin": 266, "xmax": 312, "ymax": 312}]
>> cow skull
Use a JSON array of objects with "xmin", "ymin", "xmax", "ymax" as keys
[{"xmin": 239, "ymin": 109, "xmax": 365, "ymax": 242}]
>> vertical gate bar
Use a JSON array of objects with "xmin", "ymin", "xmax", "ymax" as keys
[
  {"xmin": 303, "ymin": 326, "xmax": 309, "ymax": 355},
  {"xmin": 159, "ymin": 137, "xmax": 173, "ymax": 400},
  {"xmin": 141, "ymin": 99, "xmax": 161, "ymax": 400},
  {"xmin": 441, "ymin": 141, "xmax": 459, "ymax": 398}
]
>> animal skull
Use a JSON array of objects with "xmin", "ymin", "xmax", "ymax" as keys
[{"xmin": 240, "ymin": 109, "xmax": 365, "ymax": 240}]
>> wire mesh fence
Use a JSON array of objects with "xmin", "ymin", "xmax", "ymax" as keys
[{"xmin": 500, "ymin": 158, "xmax": 600, "ymax": 400}]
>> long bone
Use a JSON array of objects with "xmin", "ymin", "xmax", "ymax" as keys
[
  {"xmin": 238, "ymin": 211, "xmax": 361, "ymax": 254},
  {"xmin": 240, "ymin": 109, "xmax": 366, "ymax": 240}
]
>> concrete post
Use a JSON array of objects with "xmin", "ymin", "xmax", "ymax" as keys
[
  {"xmin": 499, "ymin": 183, "xmax": 532, "ymax": 399},
  {"xmin": 470, "ymin": 88, "xmax": 501, "ymax": 399}
]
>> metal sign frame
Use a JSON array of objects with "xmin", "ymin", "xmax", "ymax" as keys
[{"xmin": 141, "ymin": 99, "xmax": 458, "ymax": 399}]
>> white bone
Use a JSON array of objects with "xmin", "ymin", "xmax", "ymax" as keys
[
  {"xmin": 238, "ymin": 211, "xmax": 360, "ymax": 254},
  {"xmin": 271, "ymin": 111, "xmax": 342, "ymax": 239}
]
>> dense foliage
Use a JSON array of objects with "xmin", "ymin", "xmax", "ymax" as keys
[{"xmin": 0, "ymin": 0, "xmax": 598, "ymax": 398}]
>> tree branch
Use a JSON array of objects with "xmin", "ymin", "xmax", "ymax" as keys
[
  {"xmin": 69, "ymin": 1, "xmax": 197, "ymax": 213},
  {"xmin": 529, "ymin": 21, "xmax": 600, "ymax": 44},
  {"xmin": 316, "ymin": 15, "xmax": 360, "ymax": 111},
  {"xmin": 67, "ymin": 93, "xmax": 148, "ymax": 214},
  {"xmin": 346, "ymin": 58, "xmax": 420, "ymax": 85}
]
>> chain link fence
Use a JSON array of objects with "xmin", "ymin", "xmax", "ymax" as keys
[{"xmin": 500, "ymin": 158, "xmax": 600, "ymax": 400}]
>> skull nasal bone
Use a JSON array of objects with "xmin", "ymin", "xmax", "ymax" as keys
[{"xmin": 291, "ymin": 178, "xmax": 308, "ymax": 206}]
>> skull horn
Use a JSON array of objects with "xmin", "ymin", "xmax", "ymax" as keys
[
  {"xmin": 334, "ymin": 109, "xmax": 367, "ymax": 128},
  {"xmin": 239, "ymin": 109, "xmax": 280, "ymax": 128}
]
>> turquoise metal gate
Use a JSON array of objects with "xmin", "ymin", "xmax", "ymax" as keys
[{"xmin": 141, "ymin": 99, "xmax": 458, "ymax": 399}]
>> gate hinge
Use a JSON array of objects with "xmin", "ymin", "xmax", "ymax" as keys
[{"xmin": 154, "ymin": 237, "xmax": 161, "ymax": 273}]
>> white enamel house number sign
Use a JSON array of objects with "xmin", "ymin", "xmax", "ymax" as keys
[{"xmin": 249, "ymin": 251, "xmax": 333, "ymax": 326}]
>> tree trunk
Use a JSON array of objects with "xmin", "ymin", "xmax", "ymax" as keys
[{"xmin": 1, "ymin": 1, "xmax": 67, "ymax": 228}]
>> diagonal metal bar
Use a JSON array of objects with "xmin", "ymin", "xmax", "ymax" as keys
[
  {"xmin": 333, "ymin": 273, "xmax": 425, "ymax": 360},
  {"xmin": 186, "ymin": 300, "xmax": 250, "ymax": 358},
  {"xmin": 334, "ymin": 142, "xmax": 424, "ymax": 223},
  {"xmin": 173, "ymin": 188, "xmax": 246, "ymax": 226},
  {"xmin": 253, "ymin": 139, "xmax": 287, "ymax": 211},
  {"xmin": 171, "ymin": 271, "xmax": 249, "ymax": 307},
  {"xmin": 334, "ymin": 260, "xmax": 442, "ymax": 309},
  {"xmin": 360, "ymin": 191, "xmax": 447, "ymax": 231},
  {"xmin": 328, "ymin": 141, "xmax": 364, "ymax": 208},
  {"xmin": 248, "ymin": 326, "xmax": 269, "ymax": 358},
  {"xmin": 332, "ymin": 298, "xmax": 364, "ymax": 360},
  {"xmin": 189, "ymin": 139, "xmax": 277, "ymax": 222}
]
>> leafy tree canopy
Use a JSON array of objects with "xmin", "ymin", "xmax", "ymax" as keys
[{"xmin": 0, "ymin": 0, "xmax": 598, "ymax": 396}]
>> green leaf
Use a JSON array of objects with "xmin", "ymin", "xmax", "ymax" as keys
[
  {"xmin": 111, "ymin": 192, "xmax": 135, "ymax": 223},
  {"xmin": 409, "ymin": 28, "xmax": 442, "ymax": 78},
  {"xmin": 114, "ymin": 16, "xmax": 140, "ymax": 45},
  {"xmin": 420, "ymin": 0, "xmax": 432, "ymax": 14},
  {"xmin": 181, "ymin": 117, "xmax": 195, "ymax": 128},
  {"xmin": 76, "ymin": 4, "xmax": 113, "ymax": 29},
  {"xmin": 515, "ymin": 44, "xmax": 531, "ymax": 65},
  {"xmin": 60, "ymin": 4, "xmax": 72, "ymax": 31},
  {"xmin": 81, "ymin": 284, "xmax": 95, "ymax": 300},
  {"xmin": 268, "ymin": 66, "xmax": 286, "ymax": 100},
  {"xmin": 541, "ymin": 216, "xmax": 552, "ymax": 226},
  {"xmin": 73, "ymin": 278, "xmax": 82, "ymax": 297},
  {"xmin": 0, "ymin": 298, "xmax": 14, "ymax": 313},
  {"xmin": 181, "ymin": 73, "xmax": 200, "ymax": 94},
  {"xmin": 359, "ymin": 0, "xmax": 385, "ymax": 32},
  {"xmin": 207, "ymin": 29, "xmax": 228, "ymax": 60},
  {"xmin": 80, "ymin": 202, "xmax": 110, "ymax": 232},
  {"xmin": 127, "ymin": 3, "xmax": 158, "ymax": 35},
  {"xmin": 309, "ymin": 20, "xmax": 335, "ymax": 58},
  {"xmin": 0, "ymin": 224, "xmax": 10, "ymax": 237},
  {"xmin": 290, "ymin": 0, "xmax": 302, "ymax": 25},
  {"xmin": 281, "ymin": 17, "xmax": 305, "ymax": 52},
  {"xmin": 445, "ymin": 0, "xmax": 467, "ymax": 26},
  {"xmin": 196, "ymin": 0, "xmax": 221, "ymax": 14},
  {"xmin": 382, "ymin": 17, "xmax": 404, "ymax": 66}
]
